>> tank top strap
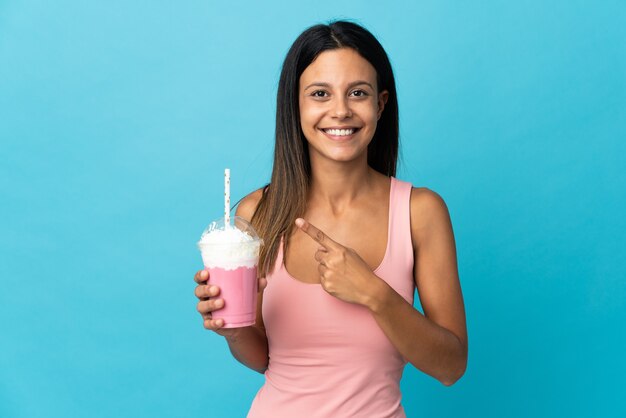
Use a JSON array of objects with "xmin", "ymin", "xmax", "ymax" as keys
[
  {"xmin": 383, "ymin": 177, "xmax": 415, "ymax": 302},
  {"xmin": 389, "ymin": 177, "xmax": 413, "ymax": 241}
]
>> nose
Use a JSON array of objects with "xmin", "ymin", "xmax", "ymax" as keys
[{"xmin": 332, "ymin": 97, "xmax": 352, "ymax": 119}]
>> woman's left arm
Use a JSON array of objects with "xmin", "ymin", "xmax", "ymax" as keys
[
  {"xmin": 368, "ymin": 188, "xmax": 468, "ymax": 386},
  {"xmin": 295, "ymin": 190, "xmax": 467, "ymax": 386}
]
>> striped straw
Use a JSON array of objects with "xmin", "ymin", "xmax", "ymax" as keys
[{"xmin": 224, "ymin": 168, "xmax": 231, "ymax": 226}]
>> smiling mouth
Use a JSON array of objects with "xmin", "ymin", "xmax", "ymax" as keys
[{"xmin": 321, "ymin": 128, "xmax": 360, "ymax": 137}]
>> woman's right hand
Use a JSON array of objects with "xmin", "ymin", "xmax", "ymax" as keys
[
  {"xmin": 194, "ymin": 269, "xmax": 238, "ymax": 338},
  {"xmin": 194, "ymin": 269, "xmax": 267, "ymax": 338}
]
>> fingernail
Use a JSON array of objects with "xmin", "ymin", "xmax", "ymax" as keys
[
  {"xmin": 215, "ymin": 299, "xmax": 223, "ymax": 308},
  {"xmin": 209, "ymin": 286, "xmax": 217, "ymax": 294},
  {"xmin": 201, "ymin": 270, "xmax": 207, "ymax": 278}
]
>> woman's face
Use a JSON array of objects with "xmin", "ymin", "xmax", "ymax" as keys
[{"xmin": 298, "ymin": 48, "xmax": 388, "ymax": 165}]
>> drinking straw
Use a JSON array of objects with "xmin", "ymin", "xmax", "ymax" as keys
[{"xmin": 224, "ymin": 168, "xmax": 231, "ymax": 226}]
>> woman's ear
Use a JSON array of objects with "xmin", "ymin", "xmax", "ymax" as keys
[{"xmin": 377, "ymin": 90, "xmax": 389, "ymax": 120}]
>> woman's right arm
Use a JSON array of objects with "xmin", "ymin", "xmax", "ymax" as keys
[{"xmin": 193, "ymin": 188, "xmax": 269, "ymax": 374}]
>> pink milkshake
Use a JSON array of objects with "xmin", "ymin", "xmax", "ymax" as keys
[{"xmin": 198, "ymin": 216, "xmax": 263, "ymax": 328}]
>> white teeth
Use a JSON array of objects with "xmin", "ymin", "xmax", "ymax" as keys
[{"xmin": 324, "ymin": 128, "xmax": 355, "ymax": 136}]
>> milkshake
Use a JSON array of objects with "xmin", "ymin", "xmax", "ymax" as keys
[{"xmin": 197, "ymin": 216, "xmax": 263, "ymax": 328}]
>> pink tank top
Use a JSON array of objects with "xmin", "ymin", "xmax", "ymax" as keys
[{"xmin": 247, "ymin": 177, "xmax": 415, "ymax": 418}]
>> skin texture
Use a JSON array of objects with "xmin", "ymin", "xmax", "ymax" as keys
[{"xmin": 193, "ymin": 47, "xmax": 468, "ymax": 385}]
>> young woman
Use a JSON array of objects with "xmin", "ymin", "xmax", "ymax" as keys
[{"xmin": 194, "ymin": 21, "xmax": 467, "ymax": 417}]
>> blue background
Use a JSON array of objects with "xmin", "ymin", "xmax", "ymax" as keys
[{"xmin": 1, "ymin": 1, "xmax": 625, "ymax": 417}]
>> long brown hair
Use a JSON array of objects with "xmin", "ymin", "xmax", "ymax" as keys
[{"xmin": 251, "ymin": 21, "xmax": 399, "ymax": 278}]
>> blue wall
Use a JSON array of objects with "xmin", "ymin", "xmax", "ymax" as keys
[{"xmin": 1, "ymin": 1, "xmax": 625, "ymax": 417}]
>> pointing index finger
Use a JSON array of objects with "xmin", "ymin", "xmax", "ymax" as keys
[{"xmin": 295, "ymin": 218, "xmax": 340, "ymax": 250}]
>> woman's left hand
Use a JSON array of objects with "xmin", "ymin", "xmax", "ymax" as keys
[{"xmin": 295, "ymin": 218, "xmax": 382, "ymax": 307}]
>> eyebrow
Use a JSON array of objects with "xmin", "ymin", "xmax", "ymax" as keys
[{"xmin": 303, "ymin": 80, "xmax": 374, "ymax": 91}]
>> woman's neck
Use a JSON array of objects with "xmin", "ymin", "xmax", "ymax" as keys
[{"xmin": 308, "ymin": 154, "xmax": 377, "ymax": 213}]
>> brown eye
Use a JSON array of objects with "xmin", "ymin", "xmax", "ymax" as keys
[
  {"xmin": 350, "ymin": 89, "xmax": 368, "ymax": 97},
  {"xmin": 311, "ymin": 90, "xmax": 328, "ymax": 98}
]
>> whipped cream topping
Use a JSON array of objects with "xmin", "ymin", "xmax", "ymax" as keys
[{"xmin": 198, "ymin": 225, "xmax": 262, "ymax": 270}]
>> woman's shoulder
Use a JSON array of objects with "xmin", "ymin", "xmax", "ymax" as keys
[
  {"xmin": 409, "ymin": 186, "xmax": 446, "ymax": 207},
  {"xmin": 392, "ymin": 175, "xmax": 446, "ymax": 211},
  {"xmin": 408, "ymin": 186, "xmax": 452, "ymax": 240},
  {"xmin": 235, "ymin": 187, "xmax": 267, "ymax": 222}
]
